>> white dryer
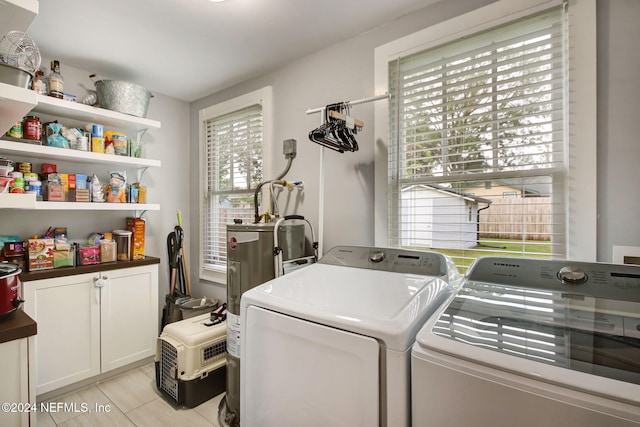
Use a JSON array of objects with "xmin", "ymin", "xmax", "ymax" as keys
[
  {"xmin": 412, "ymin": 257, "xmax": 640, "ymax": 427},
  {"xmin": 240, "ymin": 245, "xmax": 461, "ymax": 427}
]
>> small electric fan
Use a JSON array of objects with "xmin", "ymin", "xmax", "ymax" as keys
[{"xmin": 0, "ymin": 31, "xmax": 41, "ymax": 73}]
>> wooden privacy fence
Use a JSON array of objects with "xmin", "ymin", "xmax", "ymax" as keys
[{"xmin": 479, "ymin": 197, "xmax": 551, "ymax": 241}]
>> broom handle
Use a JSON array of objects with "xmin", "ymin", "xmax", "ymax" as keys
[{"xmin": 177, "ymin": 211, "xmax": 191, "ymax": 295}]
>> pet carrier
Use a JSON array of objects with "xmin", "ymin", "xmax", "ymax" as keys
[{"xmin": 155, "ymin": 312, "xmax": 227, "ymax": 408}]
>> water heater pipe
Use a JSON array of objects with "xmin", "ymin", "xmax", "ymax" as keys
[{"xmin": 253, "ymin": 146, "xmax": 295, "ymax": 223}]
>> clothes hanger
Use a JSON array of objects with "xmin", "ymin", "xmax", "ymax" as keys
[
  {"xmin": 308, "ymin": 103, "xmax": 345, "ymax": 152},
  {"xmin": 307, "ymin": 101, "xmax": 363, "ymax": 153}
]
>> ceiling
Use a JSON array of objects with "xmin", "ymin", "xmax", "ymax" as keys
[{"xmin": 27, "ymin": 0, "xmax": 436, "ymax": 102}]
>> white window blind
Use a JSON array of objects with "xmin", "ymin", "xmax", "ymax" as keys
[
  {"xmin": 388, "ymin": 7, "xmax": 567, "ymax": 271},
  {"xmin": 202, "ymin": 104, "xmax": 263, "ymax": 272}
]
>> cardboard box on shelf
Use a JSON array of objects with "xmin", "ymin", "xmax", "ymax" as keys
[
  {"xmin": 3, "ymin": 241, "xmax": 25, "ymax": 257},
  {"xmin": 126, "ymin": 217, "xmax": 145, "ymax": 260},
  {"xmin": 27, "ymin": 238, "xmax": 54, "ymax": 271},
  {"xmin": 60, "ymin": 173, "xmax": 68, "ymax": 200},
  {"xmin": 76, "ymin": 174, "xmax": 88, "ymax": 190},
  {"xmin": 44, "ymin": 182, "xmax": 64, "ymax": 201},
  {"xmin": 68, "ymin": 174, "xmax": 76, "ymax": 201},
  {"xmin": 74, "ymin": 189, "xmax": 90, "ymax": 202}
]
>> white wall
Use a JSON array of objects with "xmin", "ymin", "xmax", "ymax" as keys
[
  {"xmin": 188, "ymin": 0, "xmax": 496, "ymax": 298},
  {"xmin": 186, "ymin": 0, "xmax": 640, "ymax": 300},
  {"xmin": 596, "ymin": 0, "xmax": 640, "ymax": 261}
]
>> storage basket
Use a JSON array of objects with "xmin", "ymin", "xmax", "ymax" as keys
[{"xmin": 95, "ymin": 80, "xmax": 152, "ymax": 118}]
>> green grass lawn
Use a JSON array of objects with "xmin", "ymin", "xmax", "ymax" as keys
[{"xmin": 428, "ymin": 238, "xmax": 553, "ymax": 271}]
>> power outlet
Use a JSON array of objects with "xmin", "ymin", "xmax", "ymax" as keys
[
  {"xmin": 612, "ymin": 245, "xmax": 640, "ymax": 265},
  {"xmin": 283, "ymin": 139, "xmax": 297, "ymax": 158}
]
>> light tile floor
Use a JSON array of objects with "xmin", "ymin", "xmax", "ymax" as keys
[{"xmin": 36, "ymin": 362, "xmax": 224, "ymax": 427}]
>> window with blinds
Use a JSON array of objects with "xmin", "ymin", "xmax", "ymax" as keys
[
  {"xmin": 202, "ymin": 104, "xmax": 263, "ymax": 273},
  {"xmin": 388, "ymin": 8, "xmax": 567, "ymax": 271}
]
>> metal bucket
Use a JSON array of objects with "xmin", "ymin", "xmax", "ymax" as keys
[
  {"xmin": 0, "ymin": 62, "xmax": 32, "ymax": 88},
  {"xmin": 95, "ymin": 80, "xmax": 152, "ymax": 118}
]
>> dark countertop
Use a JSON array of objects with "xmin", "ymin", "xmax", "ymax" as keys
[
  {"xmin": 0, "ymin": 310, "xmax": 37, "ymax": 345},
  {"xmin": 19, "ymin": 256, "xmax": 161, "ymax": 282}
]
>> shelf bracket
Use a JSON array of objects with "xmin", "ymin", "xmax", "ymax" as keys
[
  {"xmin": 136, "ymin": 166, "xmax": 149, "ymax": 183},
  {"xmin": 135, "ymin": 210, "xmax": 148, "ymax": 219},
  {"xmin": 136, "ymin": 128, "xmax": 148, "ymax": 144}
]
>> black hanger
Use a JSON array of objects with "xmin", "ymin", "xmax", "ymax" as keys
[{"xmin": 308, "ymin": 101, "xmax": 362, "ymax": 153}]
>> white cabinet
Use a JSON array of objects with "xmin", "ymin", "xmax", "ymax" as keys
[
  {"xmin": 100, "ymin": 266, "xmax": 159, "ymax": 372},
  {"xmin": 0, "ymin": 338, "xmax": 32, "ymax": 426},
  {"xmin": 0, "ymin": 310, "xmax": 38, "ymax": 427},
  {"xmin": 23, "ymin": 264, "xmax": 159, "ymax": 396}
]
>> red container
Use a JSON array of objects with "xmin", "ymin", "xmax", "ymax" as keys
[
  {"xmin": 24, "ymin": 115, "xmax": 41, "ymax": 141},
  {"xmin": 42, "ymin": 163, "xmax": 57, "ymax": 173},
  {"xmin": 0, "ymin": 263, "xmax": 23, "ymax": 318}
]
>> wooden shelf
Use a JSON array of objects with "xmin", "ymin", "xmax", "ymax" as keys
[
  {"xmin": 34, "ymin": 96, "xmax": 161, "ymax": 133},
  {"xmin": 0, "ymin": 83, "xmax": 38, "ymax": 139},
  {"xmin": 0, "ymin": 0, "xmax": 38, "ymax": 34},
  {"xmin": 0, "ymin": 192, "xmax": 35, "ymax": 208},
  {"xmin": 0, "ymin": 194, "xmax": 159, "ymax": 210},
  {"xmin": 0, "ymin": 138, "xmax": 161, "ymax": 168},
  {"xmin": 34, "ymin": 201, "xmax": 160, "ymax": 211}
]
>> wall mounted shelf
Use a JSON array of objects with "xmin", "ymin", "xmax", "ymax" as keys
[{"xmin": 0, "ymin": 138, "xmax": 161, "ymax": 168}]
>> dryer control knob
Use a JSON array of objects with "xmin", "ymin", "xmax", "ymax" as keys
[
  {"xmin": 558, "ymin": 266, "xmax": 587, "ymax": 285},
  {"xmin": 369, "ymin": 251, "xmax": 385, "ymax": 263}
]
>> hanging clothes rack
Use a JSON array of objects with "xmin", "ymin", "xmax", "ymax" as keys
[
  {"xmin": 304, "ymin": 93, "xmax": 390, "ymax": 258},
  {"xmin": 305, "ymin": 93, "xmax": 390, "ymax": 115}
]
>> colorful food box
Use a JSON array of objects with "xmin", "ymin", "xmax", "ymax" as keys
[
  {"xmin": 126, "ymin": 217, "xmax": 146, "ymax": 260},
  {"xmin": 28, "ymin": 238, "xmax": 55, "ymax": 271},
  {"xmin": 45, "ymin": 182, "xmax": 65, "ymax": 201},
  {"xmin": 3, "ymin": 241, "xmax": 25, "ymax": 257}
]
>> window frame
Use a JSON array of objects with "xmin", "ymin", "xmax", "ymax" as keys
[
  {"xmin": 198, "ymin": 86, "xmax": 273, "ymax": 284},
  {"xmin": 374, "ymin": 0, "xmax": 597, "ymax": 261}
]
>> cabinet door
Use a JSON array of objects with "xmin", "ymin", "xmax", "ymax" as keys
[
  {"xmin": 23, "ymin": 273, "xmax": 101, "ymax": 395},
  {"xmin": 100, "ymin": 265, "xmax": 159, "ymax": 372},
  {"xmin": 0, "ymin": 339, "xmax": 29, "ymax": 427}
]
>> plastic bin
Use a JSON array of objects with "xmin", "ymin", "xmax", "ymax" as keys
[
  {"xmin": 113, "ymin": 229, "xmax": 132, "ymax": 261},
  {"xmin": 176, "ymin": 297, "xmax": 219, "ymax": 320}
]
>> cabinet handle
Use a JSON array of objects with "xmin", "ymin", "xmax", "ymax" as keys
[
  {"xmin": 94, "ymin": 277, "xmax": 107, "ymax": 304},
  {"xmin": 94, "ymin": 277, "xmax": 107, "ymax": 288}
]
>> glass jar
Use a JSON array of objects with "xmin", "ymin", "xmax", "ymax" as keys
[{"xmin": 24, "ymin": 115, "xmax": 41, "ymax": 141}]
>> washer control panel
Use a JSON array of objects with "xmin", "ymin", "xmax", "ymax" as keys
[
  {"xmin": 466, "ymin": 256, "xmax": 640, "ymax": 301},
  {"xmin": 319, "ymin": 245, "xmax": 452, "ymax": 278}
]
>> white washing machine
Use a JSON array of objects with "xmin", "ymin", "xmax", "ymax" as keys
[
  {"xmin": 240, "ymin": 245, "xmax": 461, "ymax": 427},
  {"xmin": 412, "ymin": 257, "xmax": 640, "ymax": 427}
]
